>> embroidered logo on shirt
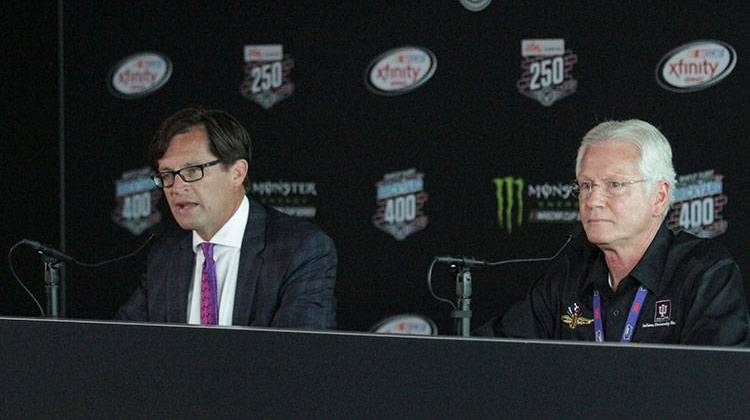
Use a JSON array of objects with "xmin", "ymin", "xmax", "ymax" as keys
[
  {"xmin": 641, "ymin": 299, "xmax": 677, "ymax": 328},
  {"xmin": 654, "ymin": 300, "xmax": 672, "ymax": 323},
  {"xmin": 561, "ymin": 302, "xmax": 593, "ymax": 330}
]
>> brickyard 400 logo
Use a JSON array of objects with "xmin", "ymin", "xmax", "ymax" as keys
[
  {"xmin": 667, "ymin": 170, "xmax": 728, "ymax": 238},
  {"xmin": 373, "ymin": 169, "xmax": 429, "ymax": 240},
  {"xmin": 113, "ymin": 167, "xmax": 162, "ymax": 235},
  {"xmin": 493, "ymin": 176, "xmax": 578, "ymax": 233}
]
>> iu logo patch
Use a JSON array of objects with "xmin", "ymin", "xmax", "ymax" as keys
[{"xmin": 654, "ymin": 300, "xmax": 672, "ymax": 323}]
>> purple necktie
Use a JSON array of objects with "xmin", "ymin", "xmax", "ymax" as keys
[{"xmin": 200, "ymin": 242, "xmax": 218, "ymax": 325}]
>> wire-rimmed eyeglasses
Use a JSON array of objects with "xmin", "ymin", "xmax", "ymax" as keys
[{"xmin": 571, "ymin": 179, "xmax": 648, "ymax": 198}]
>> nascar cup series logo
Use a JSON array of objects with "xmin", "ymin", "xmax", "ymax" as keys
[
  {"xmin": 113, "ymin": 167, "xmax": 162, "ymax": 235},
  {"xmin": 517, "ymin": 39, "xmax": 578, "ymax": 106},
  {"xmin": 240, "ymin": 44, "xmax": 295, "ymax": 109},
  {"xmin": 366, "ymin": 47, "xmax": 437, "ymax": 96},
  {"xmin": 108, "ymin": 52, "xmax": 172, "ymax": 99},
  {"xmin": 373, "ymin": 169, "xmax": 429, "ymax": 240},
  {"xmin": 493, "ymin": 177, "xmax": 579, "ymax": 234},
  {"xmin": 656, "ymin": 40, "xmax": 737, "ymax": 92},
  {"xmin": 459, "ymin": 0, "xmax": 492, "ymax": 11},
  {"xmin": 251, "ymin": 181, "xmax": 318, "ymax": 218},
  {"xmin": 667, "ymin": 170, "xmax": 727, "ymax": 238}
]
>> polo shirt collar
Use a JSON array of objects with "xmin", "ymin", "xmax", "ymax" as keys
[{"xmin": 581, "ymin": 222, "xmax": 671, "ymax": 294}]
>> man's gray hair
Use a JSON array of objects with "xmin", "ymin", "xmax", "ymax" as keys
[{"xmin": 575, "ymin": 119, "xmax": 677, "ymax": 215}]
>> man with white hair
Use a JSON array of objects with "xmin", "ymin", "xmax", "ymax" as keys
[{"xmin": 499, "ymin": 119, "xmax": 749, "ymax": 345}]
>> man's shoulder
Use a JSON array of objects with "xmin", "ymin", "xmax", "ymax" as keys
[
  {"xmin": 147, "ymin": 223, "xmax": 190, "ymax": 254},
  {"xmin": 254, "ymin": 200, "xmax": 334, "ymax": 247},
  {"xmin": 661, "ymin": 230, "xmax": 740, "ymax": 288},
  {"xmin": 669, "ymin": 229, "xmax": 734, "ymax": 265}
]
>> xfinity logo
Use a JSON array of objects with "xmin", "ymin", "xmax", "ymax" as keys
[
  {"xmin": 366, "ymin": 47, "xmax": 437, "ymax": 96},
  {"xmin": 656, "ymin": 40, "xmax": 736, "ymax": 92}
]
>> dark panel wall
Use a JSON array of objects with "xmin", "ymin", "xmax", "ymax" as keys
[
  {"xmin": 2, "ymin": 1, "xmax": 59, "ymax": 317},
  {"xmin": 4, "ymin": 1, "xmax": 748, "ymax": 334}
]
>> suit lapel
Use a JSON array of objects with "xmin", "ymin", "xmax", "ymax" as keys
[
  {"xmin": 232, "ymin": 197, "xmax": 267, "ymax": 325},
  {"xmin": 166, "ymin": 233, "xmax": 194, "ymax": 322}
]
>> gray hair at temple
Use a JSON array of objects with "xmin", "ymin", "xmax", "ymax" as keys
[{"xmin": 575, "ymin": 119, "xmax": 677, "ymax": 216}]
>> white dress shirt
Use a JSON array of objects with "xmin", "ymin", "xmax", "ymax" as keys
[{"xmin": 187, "ymin": 196, "xmax": 249, "ymax": 326}]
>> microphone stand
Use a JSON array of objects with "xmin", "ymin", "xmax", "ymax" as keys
[
  {"xmin": 451, "ymin": 265, "xmax": 472, "ymax": 337},
  {"xmin": 429, "ymin": 231, "xmax": 576, "ymax": 337},
  {"xmin": 41, "ymin": 255, "xmax": 62, "ymax": 318}
]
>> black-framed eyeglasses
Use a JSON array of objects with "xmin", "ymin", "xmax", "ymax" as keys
[{"xmin": 152, "ymin": 159, "xmax": 223, "ymax": 188}]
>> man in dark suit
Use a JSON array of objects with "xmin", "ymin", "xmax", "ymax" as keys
[{"xmin": 115, "ymin": 108, "xmax": 336, "ymax": 329}]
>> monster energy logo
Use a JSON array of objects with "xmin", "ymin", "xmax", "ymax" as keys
[{"xmin": 493, "ymin": 177, "xmax": 524, "ymax": 233}]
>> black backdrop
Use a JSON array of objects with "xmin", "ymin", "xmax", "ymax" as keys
[{"xmin": 3, "ymin": 1, "xmax": 748, "ymax": 334}]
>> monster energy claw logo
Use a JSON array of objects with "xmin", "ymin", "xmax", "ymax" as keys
[{"xmin": 493, "ymin": 177, "xmax": 524, "ymax": 233}]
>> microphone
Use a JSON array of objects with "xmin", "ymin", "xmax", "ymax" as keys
[
  {"xmin": 429, "ymin": 225, "xmax": 583, "ymax": 336},
  {"xmin": 22, "ymin": 240, "xmax": 75, "ymax": 264},
  {"xmin": 20, "ymin": 233, "xmax": 155, "ymax": 268},
  {"xmin": 434, "ymin": 224, "xmax": 582, "ymax": 268},
  {"xmin": 11, "ymin": 233, "xmax": 157, "ymax": 317},
  {"xmin": 434, "ymin": 256, "xmax": 487, "ymax": 266}
]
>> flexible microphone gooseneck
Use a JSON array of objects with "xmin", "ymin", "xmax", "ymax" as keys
[
  {"xmin": 427, "ymin": 228, "xmax": 579, "ymax": 312},
  {"xmin": 7, "ymin": 234, "xmax": 156, "ymax": 316}
]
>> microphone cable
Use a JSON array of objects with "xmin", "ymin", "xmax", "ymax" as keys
[
  {"xmin": 427, "ymin": 231, "xmax": 576, "ymax": 310},
  {"xmin": 7, "ymin": 234, "xmax": 155, "ymax": 317}
]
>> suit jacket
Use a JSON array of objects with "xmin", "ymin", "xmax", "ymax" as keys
[{"xmin": 115, "ymin": 197, "xmax": 336, "ymax": 329}]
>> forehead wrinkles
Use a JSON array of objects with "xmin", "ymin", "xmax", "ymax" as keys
[{"xmin": 578, "ymin": 145, "xmax": 640, "ymax": 180}]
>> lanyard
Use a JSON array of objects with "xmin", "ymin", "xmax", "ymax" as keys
[{"xmin": 593, "ymin": 285, "xmax": 648, "ymax": 343}]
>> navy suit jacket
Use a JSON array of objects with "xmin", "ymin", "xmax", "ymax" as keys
[{"xmin": 115, "ymin": 197, "xmax": 336, "ymax": 329}]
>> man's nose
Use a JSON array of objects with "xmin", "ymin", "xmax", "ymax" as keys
[
  {"xmin": 583, "ymin": 185, "xmax": 606, "ymax": 207},
  {"xmin": 170, "ymin": 174, "xmax": 190, "ymax": 191}
]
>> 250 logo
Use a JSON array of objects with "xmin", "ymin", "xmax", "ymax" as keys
[
  {"xmin": 247, "ymin": 61, "xmax": 284, "ymax": 94},
  {"xmin": 528, "ymin": 56, "xmax": 565, "ymax": 90}
]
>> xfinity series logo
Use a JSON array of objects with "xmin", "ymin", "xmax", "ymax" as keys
[
  {"xmin": 656, "ymin": 40, "xmax": 737, "ymax": 92},
  {"xmin": 494, "ymin": 177, "xmax": 579, "ymax": 234},
  {"xmin": 667, "ymin": 170, "xmax": 727, "ymax": 238},
  {"xmin": 366, "ymin": 47, "xmax": 437, "ymax": 96},
  {"xmin": 372, "ymin": 169, "xmax": 429, "ymax": 240},
  {"xmin": 113, "ymin": 167, "xmax": 162, "ymax": 235},
  {"xmin": 240, "ymin": 44, "xmax": 295, "ymax": 109},
  {"xmin": 251, "ymin": 181, "xmax": 318, "ymax": 218},
  {"xmin": 517, "ymin": 39, "xmax": 578, "ymax": 106},
  {"xmin": 108, "ymin": 52, "xmax": 172, "ymax": 99}
]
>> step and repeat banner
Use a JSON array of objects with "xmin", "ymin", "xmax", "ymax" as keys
[{"xmin": 60, "ymin": 1, "xmax": 747, "ymax": 332}]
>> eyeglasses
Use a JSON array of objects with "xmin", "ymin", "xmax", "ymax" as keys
[
  {"xmin": 571, "ymin": 179, "xmax": 648, "ymax": 198},
  {"xmin": 152, "ymin": 159, "xmax": 223, "ymax": 188}
]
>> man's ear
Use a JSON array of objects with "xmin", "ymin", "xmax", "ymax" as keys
[
  {"xmin": 652, "ymin": 180, "xmax": 670, "ymax": 217},
  {"xmin": 231, "ymin": 159, "xmax": 249, "ymax": 186}
]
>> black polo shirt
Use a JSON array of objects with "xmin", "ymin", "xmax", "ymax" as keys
[{"xmin": 500, "ymin": 223, "xmax": 750, "ymax": 346}]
